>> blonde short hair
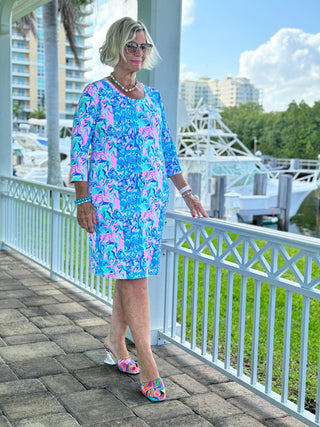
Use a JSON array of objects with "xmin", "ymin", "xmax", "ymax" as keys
[{"xmin": 99, "ymin": 17, "xmax": 161, "ymax": 70}]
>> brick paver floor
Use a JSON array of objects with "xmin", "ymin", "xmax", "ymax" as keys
[{"xmin": 0, "ymin": 250, "xmax": 306, "ymax": 426}]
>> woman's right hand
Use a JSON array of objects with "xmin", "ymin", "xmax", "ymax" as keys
[{"xmin": 76, "ymin": 202, "xmax": 97, "ymax": 234}]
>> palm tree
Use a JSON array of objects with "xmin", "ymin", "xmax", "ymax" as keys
[
  {"xmin": 15, "ymin": 1, "xmax": 93, "ymax": 186},
  {"xmin": 29, "ymin": 106, "xmax": 46, "ymax": 119},
  {"xmin": 43, "ymin": 0, "xmax": 93, "ymax": 186},
  {"xmin": 12, "ymin": 103, "xmax": 23, "ymax": 121}
]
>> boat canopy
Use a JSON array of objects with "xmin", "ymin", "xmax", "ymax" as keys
[{"xmin": 28, "ymin": 118, "xmax": 73, "ymax": 128}]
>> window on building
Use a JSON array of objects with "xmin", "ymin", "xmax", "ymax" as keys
[
  {"xmin": 66, "ymin": 58, "xmax": 73, "ymax": 65},
  {"xmin": 66, "ymin": 70, "xmax": 73, "ymax": 77},
  {"xmin": 17, "ymin": 40, "xmax": 25, "ymax": 49},
  {"xmin": 37, "ymin": 41, "xmax": 44, "ymax": 53},
  {"xmin": 17, "ymin": 76, "xmax": 26, "ymax": 85},
  {"xmin": 17, "ymin": 53, "xmax": 25, "ymax": 61},
  {"xmin": 17, "ymin": 64, "xmax": 26, "ymax": 73},
  {"xmin": 75, "ymin": 82, "xmax": 82, "ymax": 89},
  {"xmin": 37, "ymin": 78, "xmax": 45, "ymax": 89},
  {"xmin": 37, "ymin": 89, "xmax": 45, "ymax": 107},
  {"xmin": 66, "ymin": 81, "xmax": 73, "ymax": 89},
  {"xmin": 66, "ymin": 103, "xmax": 75, "ymax": 111},
  {"xmin": 18, "ymin": 88, "xmax": 25, "ymax": 96},
  {"xmin": 37, "ymin": 66, "xmax": 44, "ymax": 77}
]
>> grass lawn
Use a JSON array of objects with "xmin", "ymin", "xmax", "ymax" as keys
[{"xmin": 175, "ymin": 227, "xmax": 320, "ymax": 413}]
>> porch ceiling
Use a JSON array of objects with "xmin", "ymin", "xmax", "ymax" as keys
[
  {"xmin": 12, "ymin": 0, "xmax": 50, "ymax": 21},
  {"xmin": 0, "ymin": 0, "xmax": 50, "ymax": 25}
]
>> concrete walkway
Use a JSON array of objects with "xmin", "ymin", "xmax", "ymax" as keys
[{"xmin": 0, "ymin": 250, "xmax": 306, "ymax": 426}]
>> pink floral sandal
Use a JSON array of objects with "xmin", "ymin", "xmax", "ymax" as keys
[
  {"xmin": 141, "ymin": 377, "xmax": 166, "ymax": 402},
  {"xmin": 103, "ymin": 344, "xmax": 140, "ymax": 375}
]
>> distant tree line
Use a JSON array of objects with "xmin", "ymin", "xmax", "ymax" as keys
[{"xmin": 220, "ymin": 100, "xmax": 320, "ymax": 159}]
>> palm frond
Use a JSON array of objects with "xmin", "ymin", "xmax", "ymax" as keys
[
  {"xmin": 14, "ymin": 12, "xmax": 37, "ymax": 39},
  {"xmin": 58, "ymin": 0, "xmax": 93, "ymax": 66}
]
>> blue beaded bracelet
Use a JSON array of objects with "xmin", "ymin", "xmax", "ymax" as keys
[
  {"xmin": 182, "ymin": 191, "xmax": 192, "ymax": 198},
  {"xmin": 74, "ymin": 196, "xmax": 91, "ymax": 206}
]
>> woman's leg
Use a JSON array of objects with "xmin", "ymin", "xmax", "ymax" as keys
[
  {"xmin": 116, "ymin": 278, "xmax": 160, "ymax": 388},
  {"xmin": 105, "ymin": 279, "xmax": 131, "ymax": 359}
]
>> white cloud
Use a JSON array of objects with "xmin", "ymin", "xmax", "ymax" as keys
[
  {"xmin": 85, "ymin": 0, "xmax": 137, "ymax": 82},
  {"xmin": 239, "ymin": 28, "xmax": 320, "ymax": 111},
  {"xmin": 182, "ymin": 0, "xmax": 195, "ymax": 27},
  {"xmin": 180, "ymin": 63, "xmax": 198, "ymax": 81}
]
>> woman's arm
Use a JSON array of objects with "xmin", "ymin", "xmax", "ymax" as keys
[
  {"xmin": 74, "ymin": 181, "xmax": 97, "ymax": 234},
  {"xmin": 169, "ymin": 173, "xmax": 209, "ymax": 218}
]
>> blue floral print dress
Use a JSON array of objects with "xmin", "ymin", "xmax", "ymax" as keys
[{"xmin": 70, "ymin": 79, "xmax": 182, "ymax": 279}]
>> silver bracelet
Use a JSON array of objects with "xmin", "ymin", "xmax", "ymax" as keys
[{"xmin": 179, "ymin": 185, "xmax": 191, "ymax": 195}]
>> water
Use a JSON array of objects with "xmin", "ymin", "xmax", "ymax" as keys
[{"xmin": 267, "ymin": 190, "xmax": 320, "ymax": 238}]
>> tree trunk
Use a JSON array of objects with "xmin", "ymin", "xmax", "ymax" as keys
[{"xmin": 43, "ymin": 0, "xmax": 63, "ymax": 186}]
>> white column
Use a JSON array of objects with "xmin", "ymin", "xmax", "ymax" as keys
[
  {"xmin": 0, "ymin": 1, "xmax": 14, "ymax": 249},
  {"xmin": 138, "ymin": 0, "xmax": 182, "ymax": 149},
  {"xmin": 137, "ymin": 0, "xmax": 182, "ymax": 344}
]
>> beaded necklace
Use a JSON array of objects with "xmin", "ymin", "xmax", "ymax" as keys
[{"xmin": 110, "ymin": 73, "xmax": 139, "ymax": 93}]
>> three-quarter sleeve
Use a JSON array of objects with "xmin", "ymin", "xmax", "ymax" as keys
[
  {"xmin": 158, "ymin": 92, "xmax": 182, "ymax": 177},
  {"xmin": 70, "ymin": 84, "xmax": 98, "ymax": 182}
]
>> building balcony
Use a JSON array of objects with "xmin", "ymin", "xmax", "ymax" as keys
[
  {"xmin": 64, "ymin": 64, "xmax": 90, "ymax": 71},
  {"xmin": 12, "ymin": 59, "xmax": 31, "ymax": 66},
  {"xmin": 66, "ymin": 42, "xmax": 91, "ymax": 50},
  {"xmin": 12, "ymin": 94, "xmax": 30, "ymax": 101},
  {"xmin": 65, "ymin": 52, "xmax": 87, "ymax": 61},
  {"xmin": 12, "ymin": 71, "xmax": 30, "ymax": 77},
  {"xmin": 66, "ymin": 88, "xmax": 84, "ymax": 95},
  {"xmin": 12, "ymin": 33, "xmax": 30, "ymax": 41},
  {"xmin": 65, "ymin": 76, "xmax": 89, "ymax": 84},
  {"xmin": 12, "ymin": 83, "xmax": 29, "ymax": 89},
  {"xmin": 12, "ymin": 46, "xmax": 29, "ymax": 53}
]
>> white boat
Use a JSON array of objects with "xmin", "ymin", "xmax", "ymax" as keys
[
  {"xmin": 13, "ymin": 118, "xmax": 72, "ymax": 186},
  {"xmin": 13, "ymin": 118, "xmax": 72, "ymax": 155},
  {"xmin": 176, "ymin": 102, "xmax": 319, "ymax": 222}
]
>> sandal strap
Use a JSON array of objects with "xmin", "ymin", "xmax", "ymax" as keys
[
  {"xmin": 117, "ymin": 357, "xmax": 139, "ymax": 373},
  {"xmin": 141, "ymin": 377, "xmax": 166, "ymax": 401}
]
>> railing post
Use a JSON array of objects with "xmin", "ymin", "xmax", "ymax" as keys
[
  {"xmin": 50, "ymin": 188, "xmax": 60, "ymax": 280},
  {"xmin": 278, "ymin": 174, "xmax": 292, "ymax": 231},
  {"xmin": 211, "ymin": 175, "xmax": 226, "ymax": 219},
  {"xmin": 0, "ymin": 8, "xmax": 13, "ymax": 250},
  {"xmin": 253, "ymin": 173, "xmax": 267, "ymax": 226},
  {"xmin": 188, "ymin": 172, "xmax": 202, "ymax": 199},
  {"xmin": 290, "ymin": 158, "xmax": 300, "ymax": 170}
]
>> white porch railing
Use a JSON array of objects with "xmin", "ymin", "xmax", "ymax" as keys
[{"xmin": 1, "ymin": 176, "xmax": 320, "ymax": 426}]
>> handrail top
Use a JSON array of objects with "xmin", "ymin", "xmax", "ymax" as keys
[{"xmin": 167, "ymin": 210, "xmax": 320, "ymax": 249}]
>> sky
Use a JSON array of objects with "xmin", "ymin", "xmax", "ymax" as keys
[{"xmin": 87, "ymin": 0, "xmax": 320, "ymax": 112}]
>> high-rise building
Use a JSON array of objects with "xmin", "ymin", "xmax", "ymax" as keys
[
  {"xmin": 11, "ymin": 7, "xmax": 91, "ymax": 121},
  {"xmin": 180, "ymin": 76, "xmax": 262, "ymax": 110}
]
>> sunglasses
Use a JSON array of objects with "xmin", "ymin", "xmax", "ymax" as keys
[{"xmin": 125, "ymin": 41, "xmax": 153, "ymax": 55}]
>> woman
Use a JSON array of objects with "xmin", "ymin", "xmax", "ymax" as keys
[{"xmin": 71, "ymin": 17, "xmax": 208, "ymax": 402}]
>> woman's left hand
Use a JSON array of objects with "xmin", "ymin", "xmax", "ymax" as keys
[{"xmin": 183, "ymin": 194, "xmax": 209, "ymax": 218}]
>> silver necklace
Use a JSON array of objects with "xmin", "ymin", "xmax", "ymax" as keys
[{"xmin": 110, "ymin": 73, "xmax": 138, "ymax": 92}]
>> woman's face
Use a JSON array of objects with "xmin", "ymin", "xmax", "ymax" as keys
[{"xmin": 117, "ymin": 30, "xmax": 147, "ymax": 73}]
